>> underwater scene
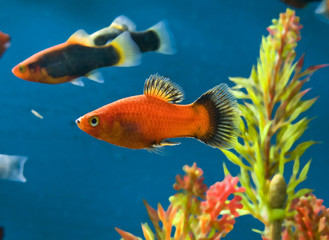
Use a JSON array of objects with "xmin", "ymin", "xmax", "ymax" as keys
[{"xmin": 1, "ymin": 0, "xmax": 329, "ymax": 239}]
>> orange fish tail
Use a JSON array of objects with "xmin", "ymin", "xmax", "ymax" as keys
[{"xmin": 193, "ymin": 84, "xmax": 240, "ymax": 149}]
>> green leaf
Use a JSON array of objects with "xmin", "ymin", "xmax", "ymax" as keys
[
  {"xmin": 286, "ymin": 140, "xmax": 318, "ymax": 162},
  {"xmin": 250, "ymin": 66, "xmax": 259, "ymax": 84},
  {"xmin": 231, "ymin": 90, "xmax": 250, "ymax": 99},
  {"xmin": 276, "ymin": 124, "xmax": 288, "ymax": 145},
  {"xmin": 260, "ymin": 121, "xmax": 272, "ymax": 147},
  {"xmin": 252, "ymin": 142, "xmax": 265, "ymax": 198},
  {"xmin": 279, "ymin": 150, "xmax": 285, "ymax": 176},
  {"xmin": 252, "ymin": 229, "xmax": 265, "ymax": 235},
  {"xmin": 235, "ymin": 142, "xmax": 254, "ymax": 165},
  {"xmin": 292, "ymin": 155, "xmax": 300, "ymax": 179},
  {"xmin": 276, "ymin": 61, "xmax": 295, "ymax": 94},
  {"xmin": 141, "ymin": 223, "xmax": 155, "ymax": 240},
  {"xmin": 221, "ymin": 149, "xmax": 251, "ymax": 170},
  {"xmin": 240, "ymin": 168, "xmax": 257, "ymax": 204},
  {"xmin": 292, "ymin": 188, "xmax": 313, "ymax": 200},
  {"xmin": 298, "ymin": 159, "xmax": 311, "ymax": 182},
  {"xmin": 294, "ymin": 53, "xmax": 304, "ymax": 74},
  {"xmin": 287, "ymin": 179, "xmax": 303, "ymax": 196},
  {"xmin": 280, "ymin": 79, "xmax": 302, "ymax": 102},
  {"xmin": 222, "ymin": 162, "xmax": 232, "ymax": 176},
  {"xmin": 247, "ymin": 87, "xmax": 262, "ymax": 108},
  {"xmin": 238, "ymin": 192, "xmax": 256, "ymax": 215},
  {"xmin": 235, "ymin": 209, "xmax": 251, "ymax": 216},
  {"xmin": 286, "ymin": 89, "xmax": 309, "ymax": 114},
  {"xmin": 287, "ymin": 159, "xmax": 311, "ymax": 196},
  {"xmin": 288, "ymin": 97, "xmax": 318, "ymax": 123},
  {"xmin": 143, "ymin": 200, "xmax": 161, "ymax": 239},
  {"xmin": 229, "ymin": 77, "xmax": 253, "ymax": 89},
  {"xmin": 115, "ymin": 228, "xmax": 142, "ymax": 240},
  {"xmin": 280, "ymin": 118, "xmax": 311, "ymax": 154},
  {"xmin": 298, "ymin": 64, "xmax": 329, "ymax": 78}
]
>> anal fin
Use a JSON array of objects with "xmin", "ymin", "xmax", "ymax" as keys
[
  {"xmin": 70, "ymin": 78, "xmax": 85, "ymax": 87},
  {"xmin": 150, "ymin": 139, "xmax": 180, "ymax": 148},
  {"xmin": 158, "ymin": 140, "xmax": 181, "ymax": 147},
  {"xmin": 85, "ymin": 70, "xmax": 104, "ymax": 83},
  {"xmin": 146, "ymin": 140, "xmax": 180, "ymax": 154}
]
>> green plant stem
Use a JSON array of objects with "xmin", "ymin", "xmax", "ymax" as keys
[{"xmin": 269, "ymin": 220, "xmax": 282, "ymax": 240}]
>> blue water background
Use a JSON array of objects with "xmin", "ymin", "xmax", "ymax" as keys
[{"xmin": 0, "ymin": 0, "xmax": 328, "ymax": 239}]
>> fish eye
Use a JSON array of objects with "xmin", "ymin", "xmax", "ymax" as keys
[
  {"xmin": 88, "ymin": 116, "xmax": 99, "ymax": 127},
  {"xmin": 18, "ymin": 65, "xmax": 26, "ymax": 73}
]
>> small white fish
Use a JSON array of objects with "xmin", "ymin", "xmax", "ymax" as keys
[
  {"xmin": 0, "ymin": 154, "xmax": 28, "ymax": 182},
  {"xmin": 31, "ymin": 109, "xmax": 43, "ymax": 119}
]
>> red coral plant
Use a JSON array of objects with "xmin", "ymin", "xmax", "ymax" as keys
[
  {"xmin": 116, "ymin": 163, "xmax": 245, "ymax": 240},
  {"xmin": 282, "ymin": 194, "xmax": 329, "ymax": 240}
]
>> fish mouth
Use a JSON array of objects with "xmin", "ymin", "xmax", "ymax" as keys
[
  {"xmin": 12, "ymin": 65, "xmax": 23, "ymax": 78},
  {"xmin": 75, "ymin": 117, "xmax": 81, "ymax": 125}
]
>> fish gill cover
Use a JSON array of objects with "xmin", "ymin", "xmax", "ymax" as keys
[{"xmin": 114, "ymin": 9, "xmax": 329, "ymax": 240}]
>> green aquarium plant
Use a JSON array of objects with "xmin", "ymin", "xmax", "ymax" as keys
[
  {"xmin": 222, "ymin": 8, "xmax": 329, "ymax": 240},
  {"xmin": 115, "ymin": 9, "xmax": 329, "ymax": 240}
]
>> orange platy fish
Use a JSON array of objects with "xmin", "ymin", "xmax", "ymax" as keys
[
  {"xmin": 12, "ymin": 31, "xmax": 141, "ymax": 86},
  {"xmin": 76, "ymin": 74, "xmax": 240, "ymax": 151},
  {"xmin": 0, "ymin": 31, "xmax": 10, "ymax": 59}
]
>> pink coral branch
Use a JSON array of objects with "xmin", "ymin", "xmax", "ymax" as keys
[{"xmin": 200, "ymin": 176, "xmax": 245, "ymax": 235}]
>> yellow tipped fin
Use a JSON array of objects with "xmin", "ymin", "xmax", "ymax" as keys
[
  {"xmin": 110, "ymin": 31, "xmax": 142, "ymax": 67},
  {"xmin": 143, "ymin": 74, "xmax": 184, "ymax": 103},
  {"xmin": 67, "ymin": 29, "xmax": 94, "ymax": 46}
]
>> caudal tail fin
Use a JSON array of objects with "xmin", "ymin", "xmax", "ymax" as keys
[
  {"xmin": 148, "ymin": 20, "xmax": 177, "ymax": 55},
  {"xmin": 193, "ymin": 84, "xmax": 240, "ymax": 149},
  {"xmin": 110, "ymin": 31, "xmax": 142, "ymax": 67}
]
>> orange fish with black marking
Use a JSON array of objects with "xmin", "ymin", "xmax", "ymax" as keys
[
  {"xmin": 0, "ymin": 31, "xmax": 10, "ymax": 59},
  {"xmin": 76, "ymin": 74, "xmax": 240, "ymax": 151},
  {"xmin": 12, "ymin": 30, "xmax": 141, "ymax": 86}
]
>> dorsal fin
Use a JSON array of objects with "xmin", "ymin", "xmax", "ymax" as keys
[
  {"xmin": 143, "ymin": 74, "xmax": 184, "ymax": 103},
  {"xmin": 67, "ymin": 29, "xmax": 94, "ymax": 46},
  {"xmin": 110, "ymin": 15, "xmax": 136, "ymax": 31}
]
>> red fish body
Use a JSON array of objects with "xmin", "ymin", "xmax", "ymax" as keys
[
  {"xmin": 0, "ymin": 31, "xmax": 10, "ymax": 59},
  {"xmin": 76, "ymin": 75, "xmax": 240, "ymax": 151}
]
